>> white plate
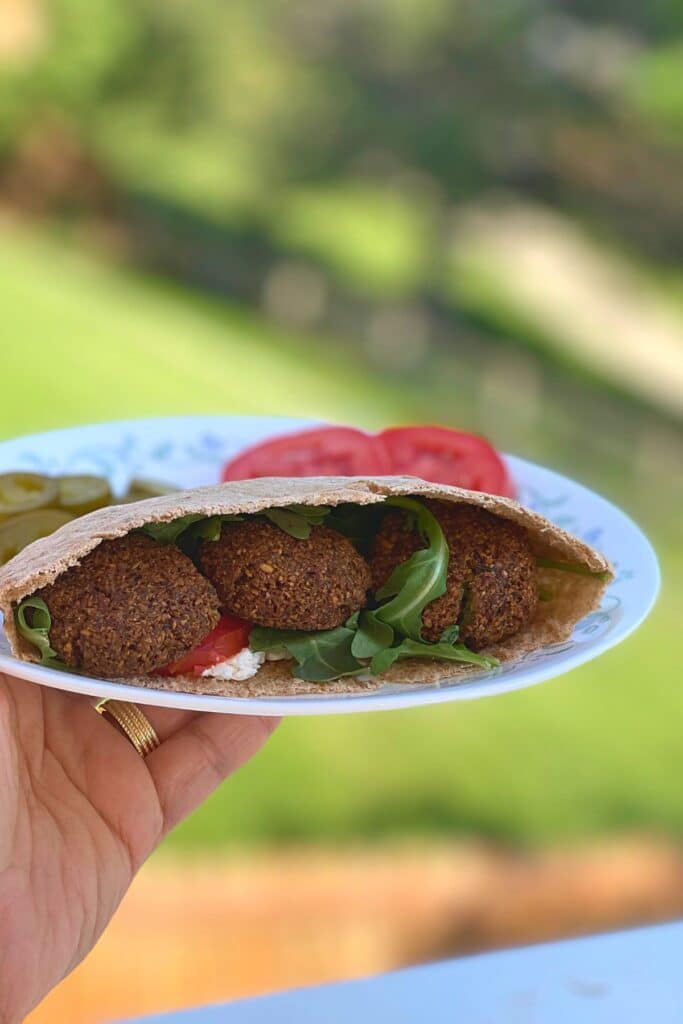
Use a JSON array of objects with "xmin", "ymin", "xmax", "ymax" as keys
[{"xmin": 0, "ymin": 416, "xmax": 660, "ymax": 716}]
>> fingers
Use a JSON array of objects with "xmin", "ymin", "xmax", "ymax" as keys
[
  {"xmin": 145, "ymin": 713, "xmax": 280, "ymax": 834},
  {"xmin": 132, "ymin": 705, "xmax": 199, "ymax": 744},
  {"xmin": 86, "ymin": 697, "xmax": 280, "ymax": 836},
  {"xmin": 92, "ymin": 702, "xmax": 201, "ymax": 747}
]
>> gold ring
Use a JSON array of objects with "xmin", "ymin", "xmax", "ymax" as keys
[{"xmin": 95, "ymin": 699, "xmax": 161, "ymax": 758}]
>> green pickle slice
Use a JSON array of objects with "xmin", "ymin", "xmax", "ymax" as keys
[
  {"xmin": 0, "ymin": 472, "xmax": 59, "ymax": 520},
  {"xmin": 58, "ymin": 474, "xmax": 113, "ymax": 515},
  {"xmin": 0, "ymin": 509, "xmax": 74, "ymax": 564},
  {"xmin": 0, "ymin": 470, "xmax": 177, "ymax": 563},
  {"xmin": 122, "ymin": 477, "xmax": 178, "ymax": 502}
]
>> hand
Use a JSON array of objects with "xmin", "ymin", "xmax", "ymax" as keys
[{"xmin": 0, "ymin": 674, "xmax": 279, "ymax": 1023}]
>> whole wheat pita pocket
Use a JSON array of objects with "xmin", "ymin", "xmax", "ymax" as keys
[{"xmin": 0, "ymin": 475, "xmax": 613, "ymax": 697}]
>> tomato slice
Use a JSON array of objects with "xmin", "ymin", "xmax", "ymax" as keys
[
  {"xmin": 222, "ymin": 426, "xmax": 392, "ymax": 480},
  {"xmin": 378, "ymin": 426, "xmax": 516, "ymax": 497},
  {"xmin": 157, "ymin": 614, "xmax": 252, "ymax": 677}
]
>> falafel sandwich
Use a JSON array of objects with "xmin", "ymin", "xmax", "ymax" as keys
[{"xmin": 0, "ymin": 476, "xmax": 612, "ymax": 697}]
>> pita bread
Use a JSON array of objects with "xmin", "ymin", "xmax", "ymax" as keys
[{"xmin": 0, "ymin": 476, "xmax": 613, "ymax": 696}]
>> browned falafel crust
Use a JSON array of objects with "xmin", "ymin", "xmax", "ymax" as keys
[
  {"xmin": 198, "ymin": 520, "xmax": 371, "ymax": 631},
  {"xmin": 36, "ymin": 533, "xmax": 221, "ymax": 677},
  {"xmin": 370, "ymin": 501, "xmax": 538, "ymax": 648}
]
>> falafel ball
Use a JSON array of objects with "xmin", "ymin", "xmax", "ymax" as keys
[
  {"xmin": 36, "ymin": 533, "xmax": 221, "ymax": 677},
  {"xmin": 370, "ymin": 501, "xmax": 537, "ymax": 649},
  {"xmin": 198, "ymin": 520, "xmax": 371, "ymax": 631}
]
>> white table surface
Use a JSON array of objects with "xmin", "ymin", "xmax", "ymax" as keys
[{"xmin": 124, "ymin": 921, "xmax": 683, "ymax": 1023}]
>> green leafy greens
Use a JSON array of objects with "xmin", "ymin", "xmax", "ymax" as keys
[
  {"xmin": 360, "ymin": 496, "xmax": 449, "ymax": 642},
  {"xmin": 350, "ymin": 610, "xmax": 394, "ymax": 659},
  {"xmin": 324, "ymin": 503, "xmax": 387, "ymax": 552},
  {"xmin": 140, "ymin": 504, "xmax": 331, "ymax": 548},
  {"xmin": 251, "ymin": 613, "xmax": 496, "ymax": 682},
  {"xmin": 140, "ymin": 513, "xmax": 207, "ymax": 545},
  {"xmin": 262, "ymin": 505, "xmax": 330, "ymax": 539},
  {"xmin": 140, "ymin": 513, "xmax": 243, "ymax": 558},
  {"xmin": 369, "ymin": 637, "xmax": 499, "ymax": 675},
  {"xmin": 15, "ymin": 597, "xmax": 67, "ymax": 670},
  {"xmin": 249, "ymin": 623, "xmax": 362, "ymax": 682},
  {"xmin": 250, "ymin": 497, "xmax": 499, "ymax": 682},
  {"xmin": 177, "ymin": 515, "xmax": 243, "ymax": 556}
]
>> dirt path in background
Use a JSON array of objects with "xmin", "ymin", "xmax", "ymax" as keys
[
  {"xmin": 27, "ymin": 838, "xmax": 683, "ymax": 1024},
  {"xmin": 452, "ymin": 201, "xmax": 683, "ymax": 419}
]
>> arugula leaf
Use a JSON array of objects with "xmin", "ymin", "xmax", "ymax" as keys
[
  {"xmin": 286, "ymin": 627, "xmax": 363, "ymax": 681},
  {"xmin": 188, "ymin": 517, "xmax": 226, "ymax": 543},
  {"xmin": 15, "ymin": 597, "xmax": 67, "ymax": 670},
  {"xmin": 140, "ymin": 512, "xmax": 244, "ymax": 561},
  {"xmin": 439, "ymin": 624, "xmax": 460, "ymax": 644},
  {"xmin": 250, "ymin": 607, "xmax": 495, "ymax": 681},
  {"xmin": 536, "ymin": 557, "xmax": 611, "ymax": 582},
  {"xmin": 263, "ymin": 505, "xmax": 330, "ymax": 540},
  {"xmin": 141, "ymin": 505, "xmax": 328, "ymax": 551},
  {"xmin": 250, "ymin": 623, "xmax": 363, "ymax": 682},
  {"xmin": 369, "ymin": 496, "xmax": 449, "ymax": 641},
  {"xmin": 249, "ymin": 626, "xmax": 310, "ymax": 652},
  {"xmin": 351, "ymin": 610, "xmax": 394, "ymax": 659},
  {"xmin": 325, "ymin": 503, "xmax": 387, "ymax": 551},
  {"xmin": 176, "ymin": 514, "xmax": 244, "ymax": 557},
  {"xmin": 140, "ymin": 513, "xmax": 207, "ymax": 544},
  {"xmin": 370, "ymin": 638, "xmax": 498, "ymax": 675}
]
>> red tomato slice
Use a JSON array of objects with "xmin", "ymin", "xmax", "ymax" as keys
[
  {"xmin": 157, "ymin": 614, "xmax": 252, "ymax": 677},
  {"xmin": 221, "ymin": 426, "xmax": 392, "ymax": 480},
  {"xmin": 378, "ymin": 425, "xmax": 516, "ymax": 497}
]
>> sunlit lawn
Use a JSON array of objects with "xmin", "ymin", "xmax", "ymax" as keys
[
  {"xmin": 1, "ymin": 225, "xmax": 680, "ymax": 847},
  {"xmin": 0, "ymin": 226, "xmax": 426, "ymax": 439}
]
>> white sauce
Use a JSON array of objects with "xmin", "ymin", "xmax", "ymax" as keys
[{"xmin": 202, "ymin": 647, "xmax": 265, "ymax": 681}]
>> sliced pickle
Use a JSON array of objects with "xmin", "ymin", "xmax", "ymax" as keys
[
  {"xmin": 121, "ymin": 477, "xmax": 179, "ymax": 502},
  {"xmin": 58, "ymin": 474, "xmax": 113, "ymax": 515},
  {"xmin": 0, "ymin": 472, "xmax": 59, "ymax": 520},
  {"xmin": 0, "ymin": 509, "xmax": 74, "ymax": 564}
]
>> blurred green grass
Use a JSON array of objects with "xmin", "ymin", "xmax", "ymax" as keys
[
  {"xmin": 2, "ymin": 225, "xmax": 679, "ymax": 848},
  {"xmin": 0, "ymin": 227, "xmax": 428, "ymax": 438}
]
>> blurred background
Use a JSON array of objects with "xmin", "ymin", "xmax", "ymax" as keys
[{"xmin": 0, "ymin": 0, "xmax": 681, "ymax": 1020}]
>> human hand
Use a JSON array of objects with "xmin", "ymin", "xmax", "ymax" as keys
[{"xmin": 0, "ymin": 674, "xmax": 279, "ymax": 1023}]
